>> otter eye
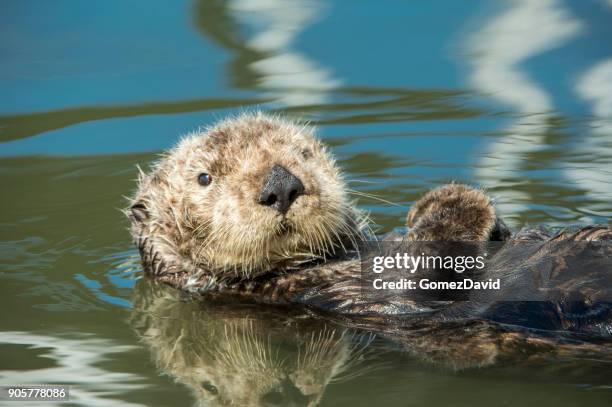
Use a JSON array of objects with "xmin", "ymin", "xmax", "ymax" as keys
[
  {"xmin": 301, "ymin": 148, "xmax": 312, "ymax": 159},
  {"xmin": 197, "ymin": 173, "xmax": 212, "ymax": 186},
  {"xmin": 201, "ymin": 381, "xmax": 218, "ymax": 395}
]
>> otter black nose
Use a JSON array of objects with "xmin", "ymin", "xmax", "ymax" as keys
[
  {"xmin": 259, "ymin": 165, "xmax": 305, "ymax": 214},
  {"xmin": 261, "ymin": 379, "xmax": 312, "ymax": 407}
]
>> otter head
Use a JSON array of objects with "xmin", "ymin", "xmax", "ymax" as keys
[{"xmin": 129, "ymin": 113, "xmax": 364, "ymax": 279}]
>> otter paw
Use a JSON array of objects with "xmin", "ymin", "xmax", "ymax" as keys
[{"xmin": 406, "ymin": 184, "xmax": 510, "ymax": 241}]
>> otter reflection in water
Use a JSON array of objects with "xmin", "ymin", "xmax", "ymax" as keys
[
  {"xmin": 130, "ymin": 279, "xmax": 374, "ymax": 407},
  {"xmin": 130, "ymin": 279, "xmax": 612, "ymax": 406}
]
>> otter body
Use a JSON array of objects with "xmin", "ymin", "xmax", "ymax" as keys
[{"xmin": 128, "ymin": 113, "xmax": 612, "ymax": 340}]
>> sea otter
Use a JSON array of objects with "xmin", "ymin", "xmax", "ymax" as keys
[{"xmin": 128, "ymin": 112, "xmax": 612, "ymax": 337}]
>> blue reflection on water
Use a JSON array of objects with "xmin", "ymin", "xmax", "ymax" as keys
[{"xmin": 74, "ymin": 273, "xmax": 132, "ymax": 309}]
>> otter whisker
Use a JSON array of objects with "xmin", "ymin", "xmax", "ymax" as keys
[
  {"xmin": 346, "ymin": 179, "xmax": 387, "ymax": 184},
  {"xmin": 321, "ymin": 214, "xmax": 350, "ymax": 254},
  {"xmin": 347, "ymin": 189, "xmax": 406, "ymax": 208}
]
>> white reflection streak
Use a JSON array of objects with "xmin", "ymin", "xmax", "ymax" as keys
[
  {"xmin": 467, "ymin": 0, "xmax": 582, "ymax": 216},
  {"xmin": 571, "ymin": 59, "xmax": 612, "ymax": 215},
  {"xmin": 229, "ymin": 0, "xmax": 340, "ymax": 106},
  {"xmin": 565, "ymin": 0, "xmax": 612, "ymax": 218},
  {"xmin": 0, "ymin": 332, "xmax": 146, "ymax": 407}
]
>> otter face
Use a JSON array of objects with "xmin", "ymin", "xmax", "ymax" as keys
[{"xmin": 131, "ymin": 113, "xmax": 363, "ymax": 278}]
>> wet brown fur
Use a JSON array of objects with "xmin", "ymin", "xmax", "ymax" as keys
[{"xmin": 406, "ymin": 183, "xmax": 511, "ymax": 241}]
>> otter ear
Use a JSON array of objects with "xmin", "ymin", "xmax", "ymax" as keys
[{"xmin": 130, "ymin": 201, "xmax": 149, "ymax": 223}]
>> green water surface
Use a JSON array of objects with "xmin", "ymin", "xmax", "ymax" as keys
[{"xmin": 1, "ymin": 1, "xmax": 611, "ymax": 406}]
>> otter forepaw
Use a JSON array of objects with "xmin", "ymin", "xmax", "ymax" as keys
[{"xmin": 406, "ymin": 184, "xmax": 511, "ymax": 241}]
